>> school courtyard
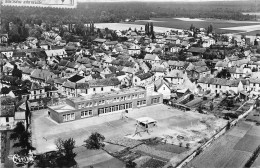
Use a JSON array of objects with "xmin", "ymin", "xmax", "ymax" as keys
[
  {"xmin": 31, "ymin": 104, "xmax": 226, "ymax": 167},
  {"xmin": 31, "ymin": 104, "xmax": 224, "ymax": 152}
]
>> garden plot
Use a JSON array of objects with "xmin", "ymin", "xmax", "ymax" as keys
[
  {"xmin": 222, "ymin": 150, "xmax": 251, "ymax": 168},
  {"xmin": 233, "ymin": 135, "xmax": 260, "ymax": 153},
  {"xmin": 132, "ymin": 144, "xmax": 175, "ymax": 161},
  {"xmin": 133, "ymin": 156, "xmax": 151, "ymax": 167},
  {"xmin": 186, "ymin": 135, "xmax": 241, "ymax": 168},
  {"xmin": 141, "ymin": 158, "xmax": 166, "ymax": 168},
  {"xmin": 112, "ymin": 147, "xmax": 141, "ymax": 162},
  {"xmin": 103, "ymin": 143, "xmax": 126, "ymax": 153},
  {"xmin": 105, "ymin": 136, "xmax": 143, "ymax": 148},
  {"xmin": 185, "ymin": 121, "xmax": 260, "ymax": 168},
  {"xmin": 252, "ymin": 155, "xmax": 260, "ymax": 168},
  {"xmin": 152, "ymin": 144, "xmax": 187, "ymax": 154},
  {"xmin": 227, "ymin": 127, "xmax": 248, "ymax": 138},
  {"xmin": 246, "ymin": 126, "xmax": 260, "ymax": 137},
  {"xmin": 237, "ymin": 121, "xmax": 253, "ymax": 131},
  {"xmin": 246, "ymin": 110, "xmax": 260, "ymax": 123}
]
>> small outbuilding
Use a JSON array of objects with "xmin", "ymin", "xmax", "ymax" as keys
[{"xmin": 136, "ymin": 117, "xmax": 157, "ymax": 128}]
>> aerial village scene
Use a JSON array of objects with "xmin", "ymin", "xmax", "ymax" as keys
[{"xmin": 0, "ymin": 0, "xmax": 260, "ymax": 168}]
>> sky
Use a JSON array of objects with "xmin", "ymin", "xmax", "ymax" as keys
[{"xmin": 78, "ymin": 0, "xmax": 249, "ymax": 2}]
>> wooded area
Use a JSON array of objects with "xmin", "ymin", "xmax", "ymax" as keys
[{"xmin": 2, "ymin": 1, "xmax": 257, "ymax": 27}]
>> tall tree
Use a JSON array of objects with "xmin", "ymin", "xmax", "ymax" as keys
[
  {"xmin": 150, "ymin": 22, "xmax": 153, "ymax": 34},
  {"xmin": 254, "ymin": 39, "xmax": 258, "ymax": 46},
  {"xmin": 209, "ymin": 24, "xmax": 213, "ymax": 33},
  {"xmin": 10, "ymin": 122, "xmax": 26, "ymax": 141},
  {"xmin": 190, "ymin": 24, "xmax": 194, "ymax": 31},
  {"xmin": 10, "ymin": 122, "xmax": 35, "ymax": 156},
  {"xmin": 12, "ymin": 64, "xmax": 22, "ymax": 79}
]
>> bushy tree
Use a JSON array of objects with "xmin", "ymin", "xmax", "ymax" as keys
[
  {"xmin": 10, "ymin": 122, "xmax": 26, "ymax": 141},
  {"xmin": 226, "ymin": 121, "xmax": 231, "ymax": 130},
  {"xmin": 84, "ymin": 132, "xmax": 105, "ymax": 150},
  {"xmin": 186, "ymin": 143, "xmax": 190, "ymax": 149},
  {"xmin": 14, "ymin": 131, "xmax": 35, "ymax": 156},
  {"xmin": 1, "ymin": 87, "xmax": 10, "ymax": 96},
  {"xmin": 217, "ymin": 69, "xmax": 231, "ymax": 79},
  {"xmin": 126, "ymin": 160, "xmax": 137, "ymax": 168},
  {"xmin": 55, "ymin": 138, "xmax": 77, "ymax": 166},
  {"xmin": 197, "ymin": 104, "xmax": 203, "ymax": 113},
  {"xmin": 252, "ymin": 67, "xmax": 258, "ymax": 72},
  {"xmin": 226, "ymin": 99, "xmax": 234, "ymax": 108}
]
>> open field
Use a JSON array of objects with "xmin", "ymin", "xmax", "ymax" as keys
[
  {"xmin": 185, "ymin": 118, "xmax": 260, "ymax": 168},
  {"xmin": 174, "ymin": 18, "xmax": 205, "ymax": 22},
  {"xmin": 242, "ymin": 12, "xmax": 260, "ymax": 16},
  {"xmin": 126, "ymin": 18, "xmax": 260, "ymax": 34},
  {"xmin": 220, "ymin": 25, "xmax": 260, "ymax": 32},
  {"xmin": 95, "ymin": 18, "xmax": 260, "ymax": 34},
  {"xmin": 94, "ymin": 23, "xmax": 175, "ymax": 33},
  {"xmin": 31, "ymin": 104, "xmax": 226, "ymax": 167}
]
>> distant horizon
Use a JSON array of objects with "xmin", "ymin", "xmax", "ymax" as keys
[{"xmin": 78, "ymin": 0, "xmax": 251, "ymax": 2}]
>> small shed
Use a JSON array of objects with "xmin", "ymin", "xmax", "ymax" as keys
[{"xmin": 136, "ymin": 117, "xmax": 157, "ymax": 128}]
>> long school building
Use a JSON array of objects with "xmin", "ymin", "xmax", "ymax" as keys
[{"xmin": 48, "ymin": 87, "xmax": 163, "ymax": 123}]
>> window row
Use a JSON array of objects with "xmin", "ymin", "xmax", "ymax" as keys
[
  {"xmin": 81, "ymin": 110, "xmax": 93, "ymax": 118},
  {"xmin": 63, "ymin": 113, "xmax": 75, "ymax": 122},
  {"xmin": 98, "ymin": 103, "xmax": 133, "ymax": 115},
  {"xmin": 77, "ymin": 93, "xmax": 145, "ymax": 109},
  {"xmin": 151, "ymin": 97, "xmax": 160, "ymax": 104},
  {"xmin": 137, "ymin": 100, "xmax": 146, "ymax": 107}
]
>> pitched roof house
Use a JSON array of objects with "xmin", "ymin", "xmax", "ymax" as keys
[
  {"xmin": 144, "ymin": 54, "xmax": 160, "ymax": 63},
  {"xmin": 132, "ymin": 72, "xmax": 154, "ymax": 87},
  {"xmin": 30, "ymin": 69, "xmax": 57, "ymax": 83}
]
